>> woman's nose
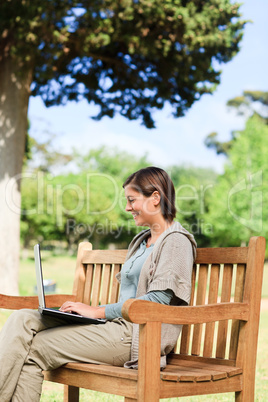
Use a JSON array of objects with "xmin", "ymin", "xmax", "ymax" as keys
[{"xmin": 125, "ymin": 201, "xmax": 132, "ymax": 211}]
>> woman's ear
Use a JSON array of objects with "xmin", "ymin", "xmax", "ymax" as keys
[{"xmin": 152, "ymin": 191, "xmax": 161, "ymax": 206}]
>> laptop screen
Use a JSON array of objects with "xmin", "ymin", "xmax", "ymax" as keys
[{"xmin": 34, "ymin": 244, "xmax": 46, "ymax": 309}]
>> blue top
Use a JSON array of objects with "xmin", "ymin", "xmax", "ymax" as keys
[{"xmin": 105, "ymin": 240, "xmax": 173, "ymax": 320}]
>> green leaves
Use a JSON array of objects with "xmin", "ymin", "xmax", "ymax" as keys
[
  {"xmin": 1, "ymin": 0, "xmax": 247, "ymax": 127},
  {"xmin": 204, "ymin": 115, "xmax": 268, "ymax": 248}
]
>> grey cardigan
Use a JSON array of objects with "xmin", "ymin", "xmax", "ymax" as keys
[{"xmin": 118, "ymin": 221, "xmax": 197, "ymax": 369}]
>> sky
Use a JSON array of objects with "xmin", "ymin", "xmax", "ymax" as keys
[{"xmin": 28, "ymin": 0, "xmax": 268, "ymax": 174}]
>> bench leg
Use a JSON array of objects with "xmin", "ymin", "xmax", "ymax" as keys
[
  {"xmin": 64, "ymin": 385, "xmax": 79, "ymax": 402},
  {"xmin": 235, "ymin": 390, "xmax": 253, "ymax": 401},
  {"xmin": 235, "ymin": 374, "xmax": 255, "ymax": 402}
]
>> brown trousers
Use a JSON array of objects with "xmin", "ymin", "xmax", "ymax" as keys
[{"xmin": 0, "ymin": 309, "xmax": 132, "ymax": 401}]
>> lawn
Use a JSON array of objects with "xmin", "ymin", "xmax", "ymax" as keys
[{"xmin": 0, "ymin": 255, "xmax": 267, "ymax": 401}]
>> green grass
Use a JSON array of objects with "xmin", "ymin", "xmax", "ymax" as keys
[
  {"xmin": 19, "ymin": 251, "xmax": 76, "ymax": 296},
  {"xmin": 0, "ymin": 255, "xmax": 267, "ymax": 401}
]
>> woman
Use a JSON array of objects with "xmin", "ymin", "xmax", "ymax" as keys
[{"xmin": 0, "ymin": 166, "xmax": 196, "ymax": 401}]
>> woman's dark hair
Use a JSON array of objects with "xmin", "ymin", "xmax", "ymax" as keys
[{"xmin": 123, "ymin": 166, "xmax": 176, "ymax": 222}]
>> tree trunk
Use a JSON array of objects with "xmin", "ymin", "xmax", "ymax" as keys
[{"xmin": 0, "ymin": 57, "xmax": 32, "ymax": 295}]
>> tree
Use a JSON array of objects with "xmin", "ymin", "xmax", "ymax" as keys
[
  {"xmin": 0, "ymin": 0, "xmax": 246, "ymax": 294},
  {"xmin": 204, "ymin": 115, "xmax": 268, "ymax": 249},
  {"xmin": 26, "ymin": 134, "xmax": 72, "ymax": 173},
  {"xmin": 226, "ymin": 90, "xmax": 268, "ymax": 122},
  {"xmin": 73, "ymin": 145, "xmax": 149, "ymax": 179},
  {"xmin": 204, "ymin": 90, "xmax": 268, "ymax": 155}
]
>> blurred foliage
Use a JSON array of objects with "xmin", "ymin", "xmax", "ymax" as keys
[
  {"xmin": 203, "ymin": 90, "xmax": 268, "ymax": 253},
  {"xmin": 25, "ymin": 133, "xmax": 72, "ymax": 172},
  {"xmin": 21, "ymin": 145, "xmax": 217, "ymax": 249},
  {"xmin": 1, "ymin": 0, "xmax": 247, "ymax": 128},
  {"xmin": 204, "ymin": 131, "xmax": 238, "ymax": 156},
  {"xmin": 21, "ymin": 147, "xmax": 151, "ymax": 249},
  {"xmin": 170, "ymin": 165, "xmax": 217, "ymax": 246},
  {"xmin": 205, "ymin": 90, "xmax": 268, "ymax": 156},
  {"xmin": 73, "ymin": 145, "xmax": 149, "ymax": 178},
  {"xmin": 204, "ymin": 114, "xmax": 268, "ymax": 250},
  {"xmin": 227, "ymin": 90, "xmax": 268, "ymax": 119}
]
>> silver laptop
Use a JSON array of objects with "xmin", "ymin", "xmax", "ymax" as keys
[{"xmin": 34, "ymin": 244, "xmax": 106, "ymax": 324}]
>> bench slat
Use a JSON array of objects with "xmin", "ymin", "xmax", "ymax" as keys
[
  {"xmin": 163, "ymin": 364, "xmax": 223, "ymax": 382},
  {"xmin": 100, "ymin": 264, "xmax": 112, "ymax": 305},
  {"xmin": 179, "ymin": 265, "xmax": 196, "ymax": 354},
  {"xmin": 168, "ymin": 353, "xmax": 236, "ymax": 367},
  {"xmin": 82, "ymin": 249, "xmax": 127, "ymax": 264},
  {"xmin": 91, "ymin": 264, "xmax": 102, "ymax": 306},
  {"xmin": 229, "ymin": 264, "xmax": 246, "ymax": 360},
  {"xmin": 83, "ymin": 264, "xmax": 93, "ymax": 305},
  {"xmin": 196, "ymin": 247, "xmax": 248, "ymax": 264},
  {"xmin": 203, "ymin": 264, "xmax": 220, "ymax": 357},
  {"xmin": 109, "ymin": 263, "xmax": 121, "ymax": 304},
  {"xmin": 60, "ymin": 362, "xmax": 138, "ymax": 380},
  {"xmin": 192, "ymin": 264, "xmax": 208, "ymax": 356},
  {"xmin": 0, "ymin": 294, "xmax": 75, "ymax": 310},
  {"xmin": 44, "ymin": 365, "xmax": 138, "ymax": 399},
  {"xmin": 164, "ymin": 357, "xmax": 243, "ymax": 382},
  {"xmin": 216, "ymin": 264, "xmax": 233, "ymax": 359},
  {"xmin": 167, "ymin": 355, "xmax": 242, "ymax": 375}
]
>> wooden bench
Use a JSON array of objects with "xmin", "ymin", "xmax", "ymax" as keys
[{"xmin": 0, "ymin": 236, "xmax": 265, "ymax": 401}]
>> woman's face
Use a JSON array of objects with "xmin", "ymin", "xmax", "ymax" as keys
[{"xmin": 124, "ymin": 185, "xmax": 160, "ymax": 227}]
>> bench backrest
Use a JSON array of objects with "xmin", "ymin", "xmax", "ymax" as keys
[
  {"xmin": 179, "ymin": 246, "xmax": 248, "ymax": 361},
  {"xmin": 73, "ymin": 237, "xmax": 265, "ymax": 368},
  {"xmin": 73, "ymin": 244, "xmax": 127, "ymax": 306}
]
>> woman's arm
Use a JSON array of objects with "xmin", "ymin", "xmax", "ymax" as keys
[
  {"xmin": 138, "ymin": 289, "xmax": 174, "ymax": 305},
  {"xmin": 59, "ymin": 290, "xmax": 174, "ymax": 320},
  {"xmin": 105, "ymin": 289, "xmax": 174, "ymax": 320}
]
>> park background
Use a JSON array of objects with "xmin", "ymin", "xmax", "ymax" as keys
[
  {"xmin": 1, "ymin": 0, "xmax": 268, "ymax": 400},
  {"xmin": 21, "ymin": 0, "xmax": 268, "ymax": 255}
]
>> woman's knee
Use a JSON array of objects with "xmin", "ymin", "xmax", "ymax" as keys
[
  {"xmin": 6, "ymin": 309, "xmax": 38, "ymax": 327},
  {"xmin": 3, "ymin": 309, "xmax": 44, "ymax": 340}
]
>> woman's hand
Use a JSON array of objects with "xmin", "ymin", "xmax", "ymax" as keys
[{"xmin": 59, "ymin": 301, "xmax": 106, "ymax": 319}]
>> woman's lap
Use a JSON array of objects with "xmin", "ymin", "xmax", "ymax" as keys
[
  {"xmin": 29, "ymin": 314, "xmax": 133, "ymax": 369},
  {"xmin": 0, "ymin": 309, "xmax": 132, "ymax": 369}
]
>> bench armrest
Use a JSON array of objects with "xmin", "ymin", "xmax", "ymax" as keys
[
  {"xmin": 0, "ymin": 294, "xmax": 75, "ymax": 310},
  {"xmin": 121, "ymin": 299, "xmax": 249, "ymax": 325}
]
